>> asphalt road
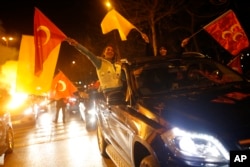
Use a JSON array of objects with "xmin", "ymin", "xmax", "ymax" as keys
[{"xmin": 1, "ymin": 106, "xmax": 115, "ymax": 167}]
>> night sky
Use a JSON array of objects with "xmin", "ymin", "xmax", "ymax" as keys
[
  {"xmin": 1, "ymin": 0, "xmax": 250, "ymax": 83},
  {"xmin": 0, "ymin": 0, "xmax": 106, "ymax": 35},
  {"xmin": 0, "ymin": 0, "xmax": 107, "ymax": 83}
]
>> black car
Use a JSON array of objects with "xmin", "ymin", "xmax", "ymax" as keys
[
  {"xmin": 96, "ymin": 52, "xmax": 250, "ymax": 167},
  {"xmin": 0, "ymin": 89, "xmax": 14, "ymax": 156}
]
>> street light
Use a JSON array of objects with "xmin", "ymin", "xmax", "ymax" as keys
[
  {"xmin": 1, "ymin": 36, "xmax": 14, "ymax": 47},
  {"xmin": 105, "ymin": 0, "xmax": 112, "ymax": 10}
]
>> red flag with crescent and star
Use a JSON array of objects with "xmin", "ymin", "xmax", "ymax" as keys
[
  {"xmin": 203, "ymin": 10, "xmax": 249, "ymax": 56},
  {"xmin": 34, "ymin": 8, "xmax": 67, "ymax": 76},
  {"xmin": 50, "ymin": 71, "xmax": 78, "ymax": 100}
]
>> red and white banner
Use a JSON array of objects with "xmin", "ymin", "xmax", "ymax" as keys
[
  {"xmin": 50, "ymin": 71, "xmax": 78, "ymax": 100},
  {"xmin": 204, "ymin": 10, "xmax": 249, "ymax": 56},
  {"xmin": 34, "ymin": 7, "xmax": 66, "ymax": 76}
]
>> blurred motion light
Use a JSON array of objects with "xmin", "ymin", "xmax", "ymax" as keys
[
  {"xmin": 8, "ymin": 92, "xmax": 28, "ymax": 109},
  {"xmin": 1, "ymin": 36, "xmax": 14, "ymax": 46}
]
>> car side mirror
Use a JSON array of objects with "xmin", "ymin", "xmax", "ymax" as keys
[{"xmin": 106, "ymin": 90, "xmax": 126, "ymax": 105}]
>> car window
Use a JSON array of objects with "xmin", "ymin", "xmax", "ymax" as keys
[
  {"xmin": 133, "ymin": 59, "xmax": 244, "ymax": 95},
  {"xmin": 187, "ymin": 61, "xmax": 243, "ymax": 84}
]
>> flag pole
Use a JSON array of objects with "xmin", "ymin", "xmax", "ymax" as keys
[
  {"xmin": 113, "ymin": 31, "xmax": 121, "ymax": 61},
  {"xmin": 134, "ymin": 28, "xmax": 149, "ymax": 43},
  {"xmin": 181, "ymin": 28, "xmax": 203, "ymax": 47},
  {"xmin": 181, "ymin": 10, "xmax": 232, "ymax": 48}
]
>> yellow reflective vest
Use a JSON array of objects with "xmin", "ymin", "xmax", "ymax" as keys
[{"xmin": 96, "ymin": 59, "xmax": 122, "ymax": 91}]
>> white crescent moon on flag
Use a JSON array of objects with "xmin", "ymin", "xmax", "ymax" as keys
[
  {"xmin": 222, "ymin": 31, "xmax": 231, "ymax": 39},
  {"xmin": 231, "ymin": 24, "xmax": 243, "ymax": 42},
  {"xmin": 233, "ymin": 32, "xmax": 243, "ymax": 42},
  {"xmin": 37, "ymin": 25, "xmax": 51, "ymax": 45},
  {"xmin": 230, "ymin": 24, "xmax": 240, "ymax": 32},
  {"xmin": 58, "ymin": 80, "xmax": 66, "ymax": 91},
  {"xmin": 222, "ymin": 24, "xmax": 244, "ymax": 41}
]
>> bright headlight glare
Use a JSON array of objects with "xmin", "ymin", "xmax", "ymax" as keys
[
  {"xmin": 24, "ymin": 107, "xmax": 33, "ymax": 115},
  {"xmin": 40, "ymin": 100, "xmax": 47, "ymax": 106},
  {"xmin": 89, "ymin": 116, "xmax": 96, "ymax": 123},
  {"xmin": 87, "ymin": 108, "xmax": 96, "ymax": 115},
  {"xmin": 161, "ymin": 127, "xmax": 229, "ymax": 163}
]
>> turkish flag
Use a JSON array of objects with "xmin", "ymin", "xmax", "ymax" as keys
[
  {"xmin": 34, "ymin": 8, "xmax": 66, "ymax": 76},
  {"xmin": 203, "ymin": 10, "xmax": 249, "ymax": 56},
  {"xmin": 50, "ymin": 71, "xmax": 78, "ymax": 100}
]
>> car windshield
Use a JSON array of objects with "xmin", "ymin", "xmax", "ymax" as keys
[{"xmin": 133, "ymin": 59, "xmax": 244, "ymax": 95}]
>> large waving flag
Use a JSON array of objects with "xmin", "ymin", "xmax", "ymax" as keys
[
  {"xmin": 34, "ymin": 7, "xmax": 66, "ymax": 76},
  {"xmin": 50, "ymin": 71, "xmax": 78, "ymax": 100},
  {"xmin": 16, "ymin": 35, "xmax": 61, "ymax": 95},
  {"xmin": 203, "ymin": 10, "xmax": 249, "ymax": 56},
  {"xmin": 101, "ymin": 9, "xmax": 149, "ymax": 43}
]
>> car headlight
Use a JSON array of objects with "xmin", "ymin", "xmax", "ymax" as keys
[
  {"xmin": 24, "ymin": 107, "xmax": 34, "ymax": 115},
  {"xmin": 161, "ymin": 127, "xmax": 229, "ymax": 164},
  {"xmin": 39, "ymin": 100, "xmax": 47, "ymax": 106},
  {"xmin": 87, "ymin": 108, "xmax": 96, "ymax": 115}
]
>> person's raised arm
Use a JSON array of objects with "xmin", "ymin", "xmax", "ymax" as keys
[{"xmin": 65, "ymin": 38, "xmax": 101, "ymax": 69}]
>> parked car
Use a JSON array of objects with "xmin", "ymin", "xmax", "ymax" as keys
[
  {"xmin": 0, "ymin": 89, "xmax": 14, "ymax": 156},
  {"xmin": 96, "ymin": 52, "xmax": 250, "ymax": 167}
]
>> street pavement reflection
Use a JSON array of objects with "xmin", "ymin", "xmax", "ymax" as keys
[{"xmin": 1, "ymin": 105, "xmax": 115, "ymax": 167}]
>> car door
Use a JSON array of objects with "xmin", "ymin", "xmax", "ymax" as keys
[
  {"xmin": 108, "ymin": 104, "xmax": 134, "ymax": 163},
  {"xmin": 96, "ymin": 95, "xmax": 110, "ymax": 131},
  {"xmin": 106, "ymin": 69, "xmax": 135, "ymax": 162}
]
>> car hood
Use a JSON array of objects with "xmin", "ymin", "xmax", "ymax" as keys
[{"xmin": 140, "ymin": 83, "xmax": 250, "ymax": 139}]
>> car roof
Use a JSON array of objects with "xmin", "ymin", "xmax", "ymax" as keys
[{"xmin": 120, "ymin": 52, "xmax": 208, "ymax": 67}]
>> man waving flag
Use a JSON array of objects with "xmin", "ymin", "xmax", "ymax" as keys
[{"xmin": 34, "ymin": 8, "xmax": 67, "ymax": 76}]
